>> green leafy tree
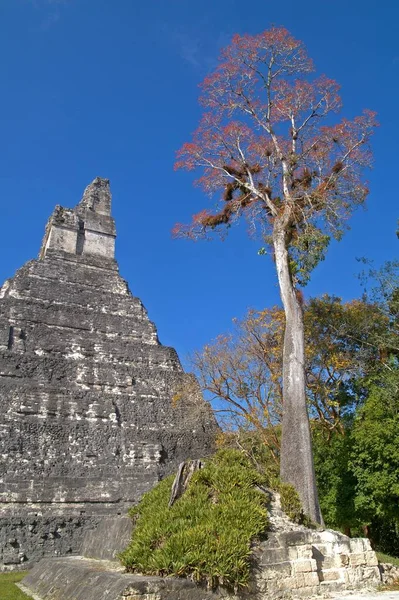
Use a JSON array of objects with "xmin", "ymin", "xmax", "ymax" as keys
[
  {"xmin": 191, "ymin": 295, "xmax": 395, "ymax": 539},
  {"xmin": 312, "ymin": 425, "xmax": 358, "ymax": 534},
  {"xmin": 305, "ymin": 295, "xmax": 389, "ymax": 430},
  {"xmin": 350, "ymin": 367, "xmax": 399, "ymax": 528}
]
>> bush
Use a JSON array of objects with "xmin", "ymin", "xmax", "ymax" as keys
[
  {"xmin": 120, "ymin": 449, "xmax": 269, "ymax": 591},
  {"xmin": 278, "ymin": 482, "xmax": 303, "ymax": 522},
  {"xmin": 216, "ymin": 431, "xmax": 312, "ymax": 525},
  {"xmin": 215, "ymin": 430, "xmax": 280, "ymax": 482}
]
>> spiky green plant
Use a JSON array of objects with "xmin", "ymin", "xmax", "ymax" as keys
[{"xmin": 120, "ymin": 449, "xmax": 268, "ymax": 590}]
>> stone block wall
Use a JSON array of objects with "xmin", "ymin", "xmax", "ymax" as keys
[
  {"xmin": 0, "ymin": 513, "xmax": 99, "ymax": 571},
  {"xmin": 251, "ymin": 529, "xmax": 381, "ymax": 598},
  {"xmin": 21, "ymin": 557, "xmax": 219, "ymax": 600}
]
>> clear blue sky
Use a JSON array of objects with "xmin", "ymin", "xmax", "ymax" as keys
[{"xmin": 0, "ymin": 0, "xmax": 397, "ymax": 365}]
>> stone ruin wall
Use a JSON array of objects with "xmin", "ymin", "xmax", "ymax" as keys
[
  {"xmin": 250, "ymin": 528, "xmax": 381, "ymax": 598},
  {"xmin": 0, "ymin": 178, "xmax": 218, "ymax": 570},
  {"xmin": 20, "ymin": 517, "xmax": 383, "ymax": 600}
]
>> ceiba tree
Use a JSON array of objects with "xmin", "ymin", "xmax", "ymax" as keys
[{"xmin": 173, "ymin": 27, "xmax": 377, "ymax": 523}]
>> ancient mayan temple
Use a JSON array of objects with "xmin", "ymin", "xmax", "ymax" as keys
[{"xmin": 0, "ymin": 177, "xmax": 218, "ymax": 569}]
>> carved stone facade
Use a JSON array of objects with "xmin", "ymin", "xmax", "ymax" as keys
[{"xmin": 0, "ymin": 178, "xmax": 218, "ymax": 570}]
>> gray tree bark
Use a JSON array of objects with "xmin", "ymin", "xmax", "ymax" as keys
[
  {"xmin": 169, "ymin": 460, "xmax": 202, "ymax": 507},
  {"xmin": 273, "ymin": 225, "xmax": 323, "ymax": 525}
]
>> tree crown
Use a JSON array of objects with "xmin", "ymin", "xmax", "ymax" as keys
[{"xmin": 174, "ymin": 27, "xmax": 377, "ymax": 285}]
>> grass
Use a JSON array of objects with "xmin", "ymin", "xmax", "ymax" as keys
[
  {"xmin": 120, "ymin": 448, "xmax": 269, "ymax": 591},
  {"xmin": 0, "ymin": 572, "xmax": 33, "ymax": 600},
  {"xmin": 377, "ymin": 551, "xmax": 399, "ymax": 567}
]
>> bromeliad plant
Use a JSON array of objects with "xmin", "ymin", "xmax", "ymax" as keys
[{"xmin": 119, "ymin": 449, "xmax": 269, "ymax": 591}]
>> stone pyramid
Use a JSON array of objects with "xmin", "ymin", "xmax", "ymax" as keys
[{"xmin": 0, "ymin": 178, "xmax": 217, "ymax": 569}]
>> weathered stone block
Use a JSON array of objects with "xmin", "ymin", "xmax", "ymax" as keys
[
  {"xmin": 320, "ymin": 568, "xmax": 343, "ymax": 582},
  {"xmin": 301, "ymin": 571, "xmax": 320, "ymax": 587},
  {"xmin": 291, "ymin": 585, "xmax": 320, "ymax": 598},
  {"xmin": 365, "ymin": 550, "xmax": 379, "ymax": 566},
  {"xmin": 362, "ymin": 566, "xmax": 381, "ymax": 582},
  {"xmin": 262, "ymin": 561, "xmax": 292, "ymax": 579},
  {"xmin": 122, "ymin": 595, "xmax": 161, "ymax": 600},
  {"xmin": 343, "ymin": 568, "xmax": 357, "ymax": 585},
  {"xmin": 81, "ymin": 516, "xmax": 133, "ymax": 561},
  {"xmin": 260, "ymin": 547, "xmax": 290, "ymax": 565},
  {"xmin": 22, "ymin": 557, "xmax": 221, "ymax": 600},
  {"xmin": 349, "ymin": 538, "xmax": 369, "ymax": 553},
  {"xmin": 311, "ymin": 543, "xmax": 329, "ymax": 557},
  {"xmin": 320, "ymin": 579, "xmax": 347, "ymax": 592},
  {"xmin": 296, "ymin": 544, "xmax": 312, "ymax": 559},
  {"xmin": 314, "ymin": 554, "xmax": 337, "ymax": 569},
  {"xmin": 340, "ymin": 553, "xmax": 350, "ymax": 566},
  {"xmin": 278, "ymin": 531, "xmax": 312, "ymax": 547},
  {"xmin": 349, "ymin": 552, "xmax": 366, "ymax": 567},
  {"xmin": 292, "ymin": 559, "xmax": 317, "ymax": 573},
  {"xmin": 315, "ymin": 530, "xmax": 342, "ymax": 544},
  {"xmin": 263, "ymin": 575, "xmax": 297, "ymax": 592}
]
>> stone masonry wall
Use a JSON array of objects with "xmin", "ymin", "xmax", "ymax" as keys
[
  {"xmin": 252, "ymin": 529, "xmax": 380, "ymax": 598},
  {"xmin": 243, "ymin": 492, "xmax": 381, "ymax": 598},
  {"xmin": 0, "ymin": 178, "xmax": 218, "ymax": 569}
]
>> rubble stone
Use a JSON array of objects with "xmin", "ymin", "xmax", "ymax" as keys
[{"xmin": 379, "ymin": 562, "xmax": 399, "ymax": 586}]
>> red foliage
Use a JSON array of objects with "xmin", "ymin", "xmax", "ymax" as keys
[{"xmin": 173, "ymin": 27, "xmax": 377, "ymax": 240}]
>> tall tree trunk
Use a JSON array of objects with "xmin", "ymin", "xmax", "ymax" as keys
[{"xmin": 273, "ymin": 226, "xmax": 323, "ymax": 525}]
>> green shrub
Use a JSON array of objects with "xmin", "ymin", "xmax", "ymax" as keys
[
  {"xmin": 278, "ymin": 482, "xmax": 314, "ymax": 527},
  {"xmin": 278, "ymin": 482, "xmax": 303, "ymax": 522},
  {"xmin": 120, "ymin": 449, "xmax": 269, "ymax": 591}
]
